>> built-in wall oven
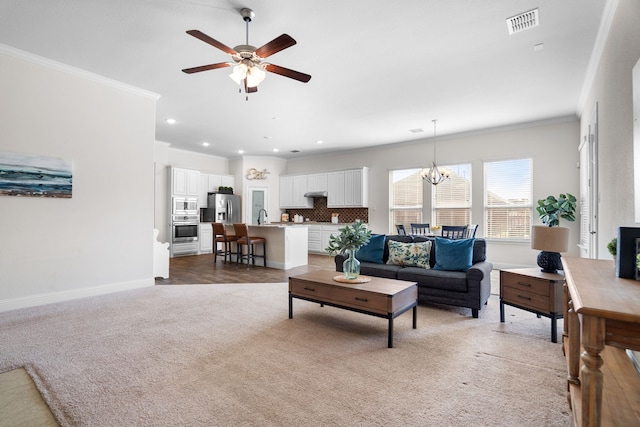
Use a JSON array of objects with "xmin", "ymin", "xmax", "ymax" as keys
[{"xmin": 171, "ymin": 214, "xmax": 199, "ymax": 243}]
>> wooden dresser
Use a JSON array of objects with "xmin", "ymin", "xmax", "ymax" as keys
[{"xmin": 562, "ymin": 257, "xmax": 640, "ymax": 427}]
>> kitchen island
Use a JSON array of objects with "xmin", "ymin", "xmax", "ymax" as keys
[{"xmin": 236, "ymin": 224, "xmax": 308, "ymax": 270}]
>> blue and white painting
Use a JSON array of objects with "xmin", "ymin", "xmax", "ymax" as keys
[{"xmin": 0, "ymin": 151, "xmax": 72, "ymax": 198}]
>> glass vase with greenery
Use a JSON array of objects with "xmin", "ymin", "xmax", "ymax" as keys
[{"xmin": 325, "ymin": 220, "xmax": 372, "ymax": 279}]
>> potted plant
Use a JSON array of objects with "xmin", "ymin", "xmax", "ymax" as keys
[
  {"xmin": 531, "ymin": 193, "xmax": 576, "ymax": 272},
  {"xmin": 607, "ymin": 237, "xmax": 617, "ymax": 264},
  {"xmin": 325, "ymin": 220, "xmax": 372, "ymax": 280}
]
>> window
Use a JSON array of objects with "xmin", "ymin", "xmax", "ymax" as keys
[
  {"xmin": 432, "ymin": 163, "xmax": 472, "ymax": 226},
  {"xmin": 484, "ymin": 158, "xmax": 532, "ymax": 239},
  {"xmin": 390, "ymin": 169, "xmax": 423, "ymax": 232}
]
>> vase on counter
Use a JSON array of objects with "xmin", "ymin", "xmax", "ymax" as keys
[{"xmin": 343, "ymin": 248, "xmax": 361, "ymax": 280}]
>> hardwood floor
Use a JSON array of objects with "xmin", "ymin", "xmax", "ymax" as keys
[{"xmin": 156, "ymin": 253, "xmax": 337, "ymax": 284}]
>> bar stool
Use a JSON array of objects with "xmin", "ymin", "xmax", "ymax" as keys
[
  {"xmin": 233, "ymin": 223, "xmax": 266, "ymax": 267},
  {"xmin": 212, "ymin": 223, "xmax": 238, "ymax": 263}
]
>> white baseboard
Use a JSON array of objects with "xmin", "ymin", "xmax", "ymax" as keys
[{"xmin": 0, "ymin": 279, "xmax": 154, "ymax": 313}]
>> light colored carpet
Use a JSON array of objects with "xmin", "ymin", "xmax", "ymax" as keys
[{"xmin": 0, "ymin": 282, "xmax": 572, "ymax": 426}]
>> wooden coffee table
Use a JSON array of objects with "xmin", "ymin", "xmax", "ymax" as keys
[{"xmin": 288, "ymin": 270, "xmax": 418, "ymax": 348}]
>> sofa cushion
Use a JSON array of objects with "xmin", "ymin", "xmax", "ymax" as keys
[
  {"xmin": 433, "ymin": 237, "xmax": 475, "ymax": 272},
  {"xmin": 360, "ymin": 262, "xmax": 404, "ymax": 279},
  {"xmin": 386, "ymin": 240, "xmax": 432, "ymax": 268},
  {"xmin": 356, "ymin": 234, "xmax": 385, "ymax": 264},
  {"xmin": 398, "ymin": 268, "xmax": 469, "ymax": 292}
]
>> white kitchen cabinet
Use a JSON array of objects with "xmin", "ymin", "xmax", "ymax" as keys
[
  {"xmin": 171, "ymin": 167, "xmax": 200, "ymax": 197},
  {"xmin": 327, "ymin": 168, "xmax": 368, "ymax": 208},
  {"xmin": 293, "ymin": 175, "xmax": 312, "ymax": 207},
  {"xmin": 308, "ymin": 225, "xmax": 322, "ymax": 253},
  {"xmin": 198, "ymin": 174, "xmax": 234, "ymax": 208},
  {"xmin": 279, "ymin": 175, "xmax": 312, "ymax": 208},
  {"xmin": 279, "ymin": 176, "xmax": 293, "ymax": 208},
  {"xmin": 308, "ymin": 224, "xmax": 342, "ymax": 254},
  {"xmin": 199, "ymin": 223, "xmax": 213, "ymax": 254},
  {"xmin": 198, "ymin": 174, "xmax": 221, "ymax": 208},
  {"xmin": 327, "ymin": 171, "xmax": 345, "ymax": 207},
  {"xmin": 220, "ymin": 175, "xmax": 235, "ymax": 188},
  {"xmin": 307, "ymin": 173, "xmax": 328, "ymax": 192}
]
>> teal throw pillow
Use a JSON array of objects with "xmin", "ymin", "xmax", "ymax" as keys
[
  {"xmin": 356, "ymin": 234, "xmax": 386, "ymax": 264},
  {"xmin": 433, "ymin": 237, "xmax": 475, "ymax": 271},
  {"xmin": 386, "ymin": 240, "xmax": 432, "ymax": 269}
]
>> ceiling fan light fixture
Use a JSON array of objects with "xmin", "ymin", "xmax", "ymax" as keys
[
  {"xmin": 245, "ymin": 65, "xmax": 266, "ymax": 88},
  {"xmin": 229, "ymin": 64, "xmax": 248, "ymax": 85}
]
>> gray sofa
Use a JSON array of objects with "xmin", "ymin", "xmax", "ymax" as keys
[{"xmin": 335, "ymin": 235, "xmax": 493, "ymax": 318}]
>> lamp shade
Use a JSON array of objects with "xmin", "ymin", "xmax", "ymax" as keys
[{"xmin": 531, "ymin": 225, "xmax": 569, "ymax": 253}]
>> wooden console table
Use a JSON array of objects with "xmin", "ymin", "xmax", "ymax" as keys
[{"xmin": 562, "ymin": 257, "xmax": 640, "ymax": 427}]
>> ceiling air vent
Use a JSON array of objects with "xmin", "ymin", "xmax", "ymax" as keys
[{"xmin": 506, "ymin": 8, "xmax": 539, "ymax": 35}]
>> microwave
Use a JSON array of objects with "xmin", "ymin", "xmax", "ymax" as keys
[{"xmin": 172, "ymin": 197, "xmax": 198, "ymax": 215}]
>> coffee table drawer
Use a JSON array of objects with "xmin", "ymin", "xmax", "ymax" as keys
[{"xmin": 290, "ymin": 280, "xmax": 389, "ymax": 313}]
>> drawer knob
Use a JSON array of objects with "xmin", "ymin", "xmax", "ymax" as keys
[
  {"xmin": 303, "ymin": 287, "xmax": 316, "ymax": 292},
  {"xmin": 517, "ymin": 281, "xmax": 532, "ymax": 287},
  {"xmin": 517, "ymin": 294, "xmax": 532, "ymax": 301},
  {"xmin": 355, "ymin": 297, "xmax": 368, "ymax": 302}
]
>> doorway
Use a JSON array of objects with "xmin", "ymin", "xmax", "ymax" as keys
[{"xmin": 247, "ymin": 186, "xmax": 268, "ymax": 225}]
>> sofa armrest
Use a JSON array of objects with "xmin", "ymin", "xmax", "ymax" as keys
[
  {"xmin": 334, "ymin": 254, "xmax": 347, "ymax": 272},
  {"xmin": 467, "ymin": 261, "xmax": 493, "ymax": 282}
]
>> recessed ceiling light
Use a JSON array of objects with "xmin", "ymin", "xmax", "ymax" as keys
[
  {"xmin": 316, "ymin": 140, "xmax": 323, "ymax": 144},
  {"xmin": 238, "ymin": 150, "xmax": 244, "ymax": 154},
  {"xmin": 165, "ymin": 118, "xmax": 176, "ymax": 125},
  {"xmin": 202, "ymin": 142, "xmax": 210, "ymax": 147},
  {"xmin": 273, "ymin": 148, "xmax": 279, "ymax": 152}
]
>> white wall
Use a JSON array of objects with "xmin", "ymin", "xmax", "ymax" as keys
[
  {"xmin": 0, "ymin": 46, "xmax": 158, "ymax": 311},
  {"xmin": 285, "ymin": 119, "xmax": 580, "ymax": 269},
  {"xmin": 579, "ymin": 0, "xmax": 640, "ymax": 258}
]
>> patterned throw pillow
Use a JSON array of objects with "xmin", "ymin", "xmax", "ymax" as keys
[{"xmin": 386, "ymin": 240, "xmax": 432, "ymax": 269}]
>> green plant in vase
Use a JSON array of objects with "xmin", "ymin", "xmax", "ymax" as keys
[
  {"xmin": 532, "ymin": 193, "xmax": 576, "ymax": 273},
  {"xmin": 325, "ymin": 220, "xmax": 372, "ymax": 280}
]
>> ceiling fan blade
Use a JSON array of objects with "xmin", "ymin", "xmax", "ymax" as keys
[
  {"xmin": 255, "ymin": 34, "xmax": 296, "ymax": 58},
  {"xmin": 264, "ymin": 64, "xmax": 311, "ymax": 83},
  {"xmin": 182, "ymin": 62, "xmax": 231, "ymax": 74},
  {"xmin": 186, "ymin": 30, "xmax": 236, "ymax": 55}
]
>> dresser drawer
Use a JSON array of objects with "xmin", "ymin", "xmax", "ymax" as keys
[
  {"xmin": 290, "ymin": 280, "xmax": 389, "ymax": 314},
  {"xmin": 501, "ymin": 286, "xmax": 550, "ymax": 312},
  {"xmin": 501, "ymin": 273, "xmax": 550, "ymax": 297}
]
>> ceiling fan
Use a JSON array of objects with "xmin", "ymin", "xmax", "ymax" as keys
[{"xmin": 182, "ymin": 8, "xmax": 311, "ymax": 96}]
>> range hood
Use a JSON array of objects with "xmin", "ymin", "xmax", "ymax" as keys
[{"xmin": 304, "ymin": 191, "xmax": 328, "ymax": 198}]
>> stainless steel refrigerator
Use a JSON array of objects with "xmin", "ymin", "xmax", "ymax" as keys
[{"xmin": 202, "ymin": 193, "xmax": 241, "ymax": 224}]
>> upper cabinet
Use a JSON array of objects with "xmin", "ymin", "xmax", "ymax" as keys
[
  {"xmin": 171, "ymin": 167, "xmax": 200, "ymax": 197},
  {"xmin": 199, "ymin": 173, "xmax": 235, "ymax": 208},
  {"xmin": 307, "ymin": 173, "xmax": 328, "ymax": 192},
  {"xmin": 279, "ymin": 175, "xmax": 313, "ymax": 208},
  {"xmin": 328, "ymin": 168, "xmax": 368, "ymax": 208},
  {"xmin": 280, "ymin": 168, "xmax": 368, "ymax": 209}
]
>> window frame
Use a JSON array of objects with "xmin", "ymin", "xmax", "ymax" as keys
[{"xmin": 389, "ymin": 168, "xmax": 424, "ymax": 233}]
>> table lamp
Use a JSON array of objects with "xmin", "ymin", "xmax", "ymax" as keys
[{"xmin": 531, "ymin": 225, "xmax": 569, "ymax": 273}]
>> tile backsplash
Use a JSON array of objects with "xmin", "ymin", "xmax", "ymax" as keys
[{"xmin": 285, "ymin": 197, "xmax": 368, "ymax": 223}]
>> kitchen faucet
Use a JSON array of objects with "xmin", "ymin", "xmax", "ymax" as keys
[{"xmin": 257, "ymin": 209, "xmax": 268, "ymax": 225}]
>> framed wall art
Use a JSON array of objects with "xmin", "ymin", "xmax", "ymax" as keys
[{"xmin": 0, "ymin": 151, "xmax": 72, "ymax": 198}]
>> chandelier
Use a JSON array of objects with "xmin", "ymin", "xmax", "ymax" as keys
[{"xmin": 420, "ymin": 120, "xmax": 450, "ymax": 185}]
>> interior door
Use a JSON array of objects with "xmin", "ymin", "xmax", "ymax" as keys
[{"xmin": 248, "ymin": 187, "xmax": 268, "ymax": 225}]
